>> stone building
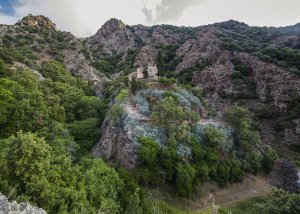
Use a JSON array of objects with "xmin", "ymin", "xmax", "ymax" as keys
[{"xmin": 129, "ymin": 66, "xmax": 158, "ymax": 82}]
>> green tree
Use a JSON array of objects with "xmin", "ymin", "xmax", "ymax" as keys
[
  {"xmin": 262, "ymin": 146, "xmax": 278, "ymax": 174},
  {"xmin": 109, "ymin": 104, "xmax": 124, "ymax": 122},
  {"xmin": 150, "ymin": 97, "xmax": 184, "ymax": 126},
  {"xmin": 176, "ymin": 162, "xmax": 196, "ymax": 197},
  {"xmin": 130, "ymin": 76, "xmax": 137, "ymax": 94},
  {"xmin": 255, "ymin": 187, "xmax": 300, "ymax": 214},
  {"xmin": 138, "ymin": 137, "xmax": 160, "ymax": 169},
  {"xmin": 203, "ymin": 125, "xmax": 226, "ymax": 148},
  {"xmin": 75, "ymin": 96, "xmax": 107, "ymax": 121},
  {"xmin": 157, "ymin": 50, "xmax": 165, "ymax": 76},
  {"xmin": 125, "ymin": 190, "xmax": 143, "ymax": 214},
  {"xmin": 69, "ymin": 118, "xmax": 102, "ymax": 156},
  {"xmin": 160, "ymin": 142, "xmax": 178, "ymax": 182},
  {"xmin": 38, "ymin": 122, "xmax": 77, "ymax": 157},
  {"xmin": 142, "ymin": 69, "xmax": 149, "ymax": 79},
  {"xmin": 185, "ymin": 110, "xmax": 200, "ymax": 125},
  {"xmin": 223, "ymin": 106, "xmax": 250, "ymax": 129},
  {"xmin": 117, "ymin": 90, "xmax": 129, "ymax": 102},
  {"xmin": 40, "ymin": 60, "xmax": 76, "ymax": 84},
  {"xmin": 0, "ymin": 131, "xmax": 51, "ymax": 190},
  {"xmin": 191, "ymin": 137, "xmax": 207, "ymax": 165}
]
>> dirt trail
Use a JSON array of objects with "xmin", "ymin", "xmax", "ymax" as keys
[
  {"xmin": 124, "ymin": 97, "xmax": 150, "ymax": 121},
  {"xmin": 185, "ymin": 174, "xmax": 271, "ymax": 212}
]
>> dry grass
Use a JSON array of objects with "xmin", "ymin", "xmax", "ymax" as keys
[{"xmin": 160, "ymin": 173, "xmax": 272, "ymax": 213}]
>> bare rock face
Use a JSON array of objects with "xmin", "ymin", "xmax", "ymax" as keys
[
  {"xmin": 236, "ymin": 52, "xmax": 300, "ymax": 102},
  {"xmin": 110, "ymin": 70, "xmax": 124, "ymax": 80},
  {"xmin": 192, "ymin": 63, "xmax": 248, "ymax": 96},
  {"xmin": 63, "ymin": 51, "xmax": 108, "ymax": 98},
  {"xmin": 134, "ymin": 45, "xmax": 158, "ymax": 67},
  {"xmin": 87, "ymin": 18, "xmax": 135, "ymax": 55},
  {"xmin": 0, "ymin": 192, "xmax": 47, "ymax": 214},
  {"xmin": 132, "ymin": 24, "xmax": 186, "ymax": 46},
  {"xmin": 175, "ymin": 27, "xmax": 225, "ymax": 73},
  {"xmin": 91, "ymin": 117, "xmax": 138, "ymax": 169}
]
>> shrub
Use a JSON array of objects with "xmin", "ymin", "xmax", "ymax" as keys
[
  {"xmin": 231, "ymin": 71, "xmax": 243, "ymax": 80},
  {"xmin": 150, "ymin": 97, "xmax": 184, "ymax": 126},
  {"xmin": 109, "ymin": 104, "xmax": 124, "ymax": 122},
  {"xmin": 158, "ymin": 77, "xmax": 177, "ymax": 86}
]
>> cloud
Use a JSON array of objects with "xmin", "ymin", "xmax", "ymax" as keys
[
  {"xmin": 48, "ymin": 0, "xmax": 146, "ymax": 37},
  {"xmin": 0, "ymin": 0, "xmax": 299, "ymax": 38},
  {"xmin": 174, "ymin": 0, "xmax": 300, "ymax": 28},
  {"xmin": 141, "ymin": 0, "xmax": 207, "ymax": 24},
  {"xmin": 0, "ymin": 6, "xmax": 2, "ymax": 9},
  {"xmin": 0, "ymin": 0, "xmax": 63, "ymax": 29}
]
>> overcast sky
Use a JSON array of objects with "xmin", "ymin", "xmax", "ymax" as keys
[{"xmin": 0, "ymin": 0, "xmax": 300, "ymax": 37}]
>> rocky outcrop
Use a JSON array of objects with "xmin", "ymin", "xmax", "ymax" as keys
[
  {"xmin": 91, "ymin": 117, "xmax": 138, "ymax": 169},
  {"xmin": 63, "ymin": 51, "xmax": 108, "ymax": 98},
  {"xmin": 16, "ymin": 14, "xmax": 57, "ymax": 31},
  {"xmin": 87, "ymin": 18, "xmax": 135, "ymax": 55},
  {"xmin": 12, "ymin": 62, "xmax": 45, "ymax": 81},
  {"xmin": 110, "ymin": 70, "xmax": 123, "ymax": 80},
  {"xmin": 175, "ymin": 27, "xmax": 226, "ymax": 72},
  {"xmin": 0, "ymin": 192, "xmax": 47, "ymax": 214},
  {"xmin": 236, "ymin": 52, "xmax": 300, "ymax": 102},
  {"xmin": 134, "ymin": 45, "xmax": 158, "ymax": 67},
  {"xmin": 192, "ymin": 63, "xmax": 249, "ymax": 96},
  {"xmin": 132, "ymin": 24, "xmax": 187, "ymax": 46}
]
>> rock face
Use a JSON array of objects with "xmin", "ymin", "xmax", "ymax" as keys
[
  {"xmin": 63, "ymin": 51, "xmax": 108, "ymax": 98},
  {"xmin": 192, "ymin": 50, "xmax": 300, "ymax": 104},
  {"xmin": 91, "ymin": 117, "xmax": 138, "ymax": 169},
  {"xmin": 87, "ymin": 18, "xmax": 136, "ymax": 55},
  {"xmin": 236, "ymin": 52, "xmax": 300, "ymax": 102},
  {"xmin": 12, "ymin": 62, "xmax": 45, "ymax": 81},
  {"xmin": 175, "ymin": 27, "xmax": 226, "ymax": 73},
  {"xmin": 0, "ymin": 192, "xmax": 47, "ymax": 214},
  {"xmin": 134, "ymin": 45, "xmax": 158, "ymax": 67}
]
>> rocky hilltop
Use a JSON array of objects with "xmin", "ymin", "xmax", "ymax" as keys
[
  {"xmin": 0, "ymin": 14, "xmax": 108, "ymax": 98},
  {"xmin": 0, "ymin": 192, "xmax": 47, "ymax": 214},
  {"xmin": 85, "ymin": 18, "xmax": 300, "ymax": 166},
  {"xmin": 1, "ymin": 14, "xmax": 300, "ymax": 168}
]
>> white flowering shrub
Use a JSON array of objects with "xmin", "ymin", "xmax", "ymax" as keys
[
  {"xmin": 122, "ymin": 113, "xmax": 168, "ymax": 148},
  {"xmin": 176, "ymin": 143, "xmax": 192, "ymax": 157},
  {"xmin": 132, "ymin": 89, "xmax": 165, "ymax": 115},
  {"xmin": 172, "ymin": 88, "xmax": 201, "ymax": 110},
  {"xmin": 190, "ymin": 124, "xmax": 236, "ymax": 153}
]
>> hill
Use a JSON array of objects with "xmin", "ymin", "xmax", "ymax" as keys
[{"xmin": 0, "ymin": 14, "xmax": 299, "ymax": 214}]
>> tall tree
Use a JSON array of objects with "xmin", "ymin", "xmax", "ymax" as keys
[
  {"xmin": 130, "ymin": 76, "xmax": 137, "ymax": 94},
  {"xmin": 156, "ymin": 50, "xmax": 165, "ymax": 77},
  {"xmin": 142, "ymin": 69, "xmax": 148, "ymax": 79},
  {"xmin": 150, "ymin": 97, "xmax": 184, "ymax": 126}
]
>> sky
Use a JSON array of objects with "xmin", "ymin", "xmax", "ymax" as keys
[{"xmin": 0, "ymin": 0, "xmax": 300, "ymax": 37}]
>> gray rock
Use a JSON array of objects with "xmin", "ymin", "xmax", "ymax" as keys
[{"xmin": 0, "ymin": 192, "xmax": 47, "ymax": 214}]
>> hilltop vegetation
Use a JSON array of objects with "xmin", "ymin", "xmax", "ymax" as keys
[{"xmin": 0, "ymin": 14, "xmax": 300, "ymax": 214}]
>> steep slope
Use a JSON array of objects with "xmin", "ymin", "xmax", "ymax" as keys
[
  {"xmin": 0, "ymin": 14, "xmax": 108, "ymax": 97},
  {"xmin": 86, "ymin": 18, "xmax": 136, "ymax": 55}
]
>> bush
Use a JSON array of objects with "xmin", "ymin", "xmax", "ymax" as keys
[
  {"xmin": 109, "ymin": 104, "xmax": 124, "ymax": 122},
  {"xmin": 176, "ymin": 162, "xmax": 195, "ymax": 197},
  {"xmin": 158, "ymin": 77, "xmax": 177, "ymax": 86},
  {"xmin": 231, "ymin": 71, "xmax": 243, "ymax": 80}
]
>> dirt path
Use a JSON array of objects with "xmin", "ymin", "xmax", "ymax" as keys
[
  {"xmin": 124, "ymin": 97, "xmax": 150, "ymax": 121},
  {"xmin": 171, "ymin": 174, "xmax": 272, "ymax": 212}
]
